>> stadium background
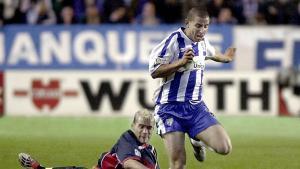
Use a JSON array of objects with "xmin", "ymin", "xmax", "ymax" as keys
[{"xmin": 0, "ymin": 0, "xmax": 300, "ymax": 169}]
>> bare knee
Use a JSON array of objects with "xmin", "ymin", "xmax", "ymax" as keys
[
  {"xmin": 169, "ymin": 149, "xmax": 186, "ymax": 169},
  {"xmin": 215, "ymin": 139, "xmax": 232, "ymax": 155},
  {"xmin": 170, "ymin": 161, "xmax": 185, "ymax": 169},
  {"xmin": 163, "ymin": 132, "xmax": 186, "ymax": 169}
]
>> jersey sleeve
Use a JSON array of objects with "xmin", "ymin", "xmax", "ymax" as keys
[
  {"xmin": 149, "ymin": 33, "xmax": 178, "ymax": 74},
  {"xmin": 205, "ymin": 38, "xmax": 216, "ymax": 57}
]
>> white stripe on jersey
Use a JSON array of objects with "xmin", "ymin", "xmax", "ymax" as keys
[
  {"xmin": 149, "ymin": 27, "xmax": 215, "ymax": 104},
  {"xmin": 176, "ymin": 71, "xmax": 190, "ymax": 102},
  {"xmin": 192, "ymin": 69, "xmax": 203, "ymax": 100},
  {"xmin": 160, "ymin": 80, "xmax": 171, "ymax": 102}
]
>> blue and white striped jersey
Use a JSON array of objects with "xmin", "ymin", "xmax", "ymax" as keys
[{"xmin": 149, "ymin": 27, "xmax": 215, "ymax": 104}]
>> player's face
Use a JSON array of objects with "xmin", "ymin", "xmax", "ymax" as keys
[
  {"xmin": 132, "ymin": 117, "xmax": 154, "ymax": 144},
  {"xmin": 186, "ymin": 16, "xmax": 209, "ymax": 42}
]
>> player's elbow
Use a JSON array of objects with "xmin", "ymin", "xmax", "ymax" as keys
[
  {"xmin": 151, "ymin": 72, "xmax": 159, "ymax": 79},
  {"xmin": 225, "ymin": 58, "xmax": 233, "ymax": 63}
]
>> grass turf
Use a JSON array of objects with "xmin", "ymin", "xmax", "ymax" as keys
[{"xmin": 1, "ymin": 116, "xmax": 300, "ymax": 169}]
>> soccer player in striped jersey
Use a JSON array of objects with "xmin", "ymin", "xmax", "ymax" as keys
[
  {"xmin": 149, "ymin": 6, "xmax": 235, "ymax": 169},
  {"xmin": 18, "ymin": 110, "xmax": 159, "ymax": 169}
]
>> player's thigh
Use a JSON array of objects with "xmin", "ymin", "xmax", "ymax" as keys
[
  {"xmin": 163, "ymin": 132, "xmax": 186, "ymax": 159},
  {"xmin": 196, "ymin": 124, "xmax": 231, "ymax": 152}
]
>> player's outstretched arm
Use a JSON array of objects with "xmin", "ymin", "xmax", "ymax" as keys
[
  {"xmin": 206, "ymin": 47, "xmax": 236, "ymax": 63},
  {"xmin": 151, "ymin": 49, "xmax": 194, "ymax": 79}
]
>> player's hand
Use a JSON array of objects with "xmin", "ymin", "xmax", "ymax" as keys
[
  {"xmin": 92, "ymin": 165, "xmax": 100, "ymax": 169},
  {"xmin": 224, "ymin": 47, "xmax": 236, "ymax": 62},
  {"xmin": 179, "ymin": 48, "xmax": 194, "ymax": 66}
]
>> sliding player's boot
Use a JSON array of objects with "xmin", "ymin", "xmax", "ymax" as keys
[{"xmin": 18, "ymin": 153, "xmax": 40, "ymax": 169}]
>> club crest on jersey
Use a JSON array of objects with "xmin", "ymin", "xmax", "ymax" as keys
[
  {"xmin": 166, "ymin": 118, "xmax": 174, "ymax": 126},
  {"xmin": 134, "ymin": 149, "xmax": 141, "ymax": 157}
]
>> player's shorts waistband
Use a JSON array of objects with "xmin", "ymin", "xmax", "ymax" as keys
[{"xmin": 154, "ymin": 100, "xmax": 208, "ymax": 120}]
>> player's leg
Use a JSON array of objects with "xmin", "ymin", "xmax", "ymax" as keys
[
  {"xmin": 154, "ymin": 103, "xmax": 188, "ymax": 169},
  {"xmin": 162, "ymin": 132, "xmax": 186, "ymax": 169},
  {"xmin": 18, "ymin": 153, "xmax": 88, "ymax": 169},
  {"xmin": 187, "ymin": 101, "xmax": 231, "ymax": 161},
  {"xmin": 195, "ymin": 124, "xmax": 232, "ymax": 155}
]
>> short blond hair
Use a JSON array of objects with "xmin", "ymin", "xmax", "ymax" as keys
[{"xmin": 132, "ymin": 109, "xmax": 155, "ymax": 126}]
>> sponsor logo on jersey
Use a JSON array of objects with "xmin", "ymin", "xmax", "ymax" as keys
[{"xmin": 134, "ymin": 149, "xmax": 141, "ymax": 157}]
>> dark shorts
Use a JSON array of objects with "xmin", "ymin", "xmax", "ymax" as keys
[{"xmin": 154, "ymin": 101, "xmax": 219, "ymax": 139}]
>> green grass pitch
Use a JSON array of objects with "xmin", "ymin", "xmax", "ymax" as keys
[{"xmin": 1, "ymin": 116, "xmax": 300, "ymax": 169}]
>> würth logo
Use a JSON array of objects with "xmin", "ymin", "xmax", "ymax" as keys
[
  {"xmin": 32, "ymin": 80, "xmax": 60, "ymax": 110},
  {"xmin": 14, "ymin": 79, "xmax": 78, "ymax": 110}
]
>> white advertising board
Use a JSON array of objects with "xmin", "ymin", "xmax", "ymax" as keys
[
  {"xmin": 5, "ymin": 71, "xmax": 157, "ymax": 116},
  {"xmin": 203, "ymin": 71, "xmax": 278, "ymax": 116},
  {"xmin": 234, "ymin": 26, "xmax": 300, "ymax": 70},
  {"xmin": 5, "ymin": 70, "xmax": 278, "ymax": 116}
]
